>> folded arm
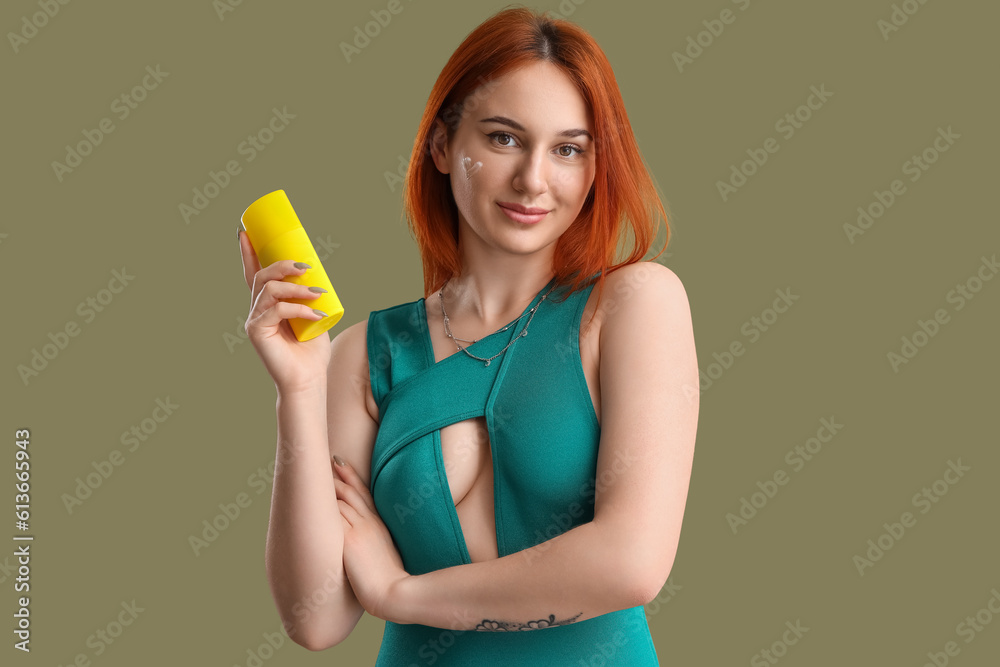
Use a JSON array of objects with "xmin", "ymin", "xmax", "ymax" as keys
[{"xmin": 336, "ymin": 263, "xmax": 700, "ymax": 631}]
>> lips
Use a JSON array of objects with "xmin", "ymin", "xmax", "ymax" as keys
[
  {"xmin": 498, "ymin": 202, "xmax": 549, "ymax": 215},
  {"xmin": 498, "ymin": 202, "xmax": 549, "ymax": 224}
]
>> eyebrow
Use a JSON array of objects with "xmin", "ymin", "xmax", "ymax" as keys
[{"xmin": 479, "ymin": 115, "xmax": 593, "ymax": 141}]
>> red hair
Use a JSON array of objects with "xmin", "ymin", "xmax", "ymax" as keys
[{"xmin": 402, "ymin": 5, "xmax": 670, "ymax": 323}]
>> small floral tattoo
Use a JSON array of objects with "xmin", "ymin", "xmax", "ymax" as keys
[{"xmin": 475, "ymin": 612, "xmax": 583, "ymax": 631}]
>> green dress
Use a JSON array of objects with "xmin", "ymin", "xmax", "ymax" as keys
[{"xmin": 366, "ymin": 274, "xmax": 660, "ymax": 665}]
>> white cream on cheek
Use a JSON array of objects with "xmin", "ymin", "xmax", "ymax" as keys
[
  {"xmin": 461, "ymin": 154, "xmax": 483, "ymax": 179},
  {"xmin": 451, "ymin": 152, "xmax": 487, "ymax": 226}
]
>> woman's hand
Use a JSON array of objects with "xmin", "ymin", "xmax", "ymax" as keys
[
  {"xmin": 332, "ymin": 457, "xmax": 410, "ymax": 622},
  {"xmin": 238, "ymin": 228, "xmax": 331, "ymax": 394}
]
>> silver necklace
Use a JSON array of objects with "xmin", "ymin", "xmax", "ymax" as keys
[{"xmin": 438, "ymin": 277, "xmax": 557, "ymax": 367}]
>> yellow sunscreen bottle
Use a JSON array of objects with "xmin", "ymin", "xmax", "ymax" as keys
[{"xmin": 240, "ymin": 189, "xmax": 344, "ymax": 341}]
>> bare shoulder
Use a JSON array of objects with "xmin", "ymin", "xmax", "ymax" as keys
[
  {"xmin": 610, "ymin": 260, "xmax": 685, "ymax": 287},
  {"xmin": 601, "ymin": 262, "xmax": 690, "ymax": 325},
  {"xmin": 598, "ymin": 260, "xmax": 699, "ymax": 416},
  {"xmin": 329, "ymin": 317, "xmax": 369, "ymax": 360}
]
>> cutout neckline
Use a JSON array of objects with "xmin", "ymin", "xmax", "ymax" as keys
[{"xmin": 416, "ymin": 276, "xmax": 558, "ymax": 367}]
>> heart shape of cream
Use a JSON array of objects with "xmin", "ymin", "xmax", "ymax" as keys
[{"xmin": 462, "ymin": 156, "xmax": 483, "ymax": 178}]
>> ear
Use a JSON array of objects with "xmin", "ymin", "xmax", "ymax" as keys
[{"xmin": 428, "ymin": 117, "xmax": 451, "ymax": 175}]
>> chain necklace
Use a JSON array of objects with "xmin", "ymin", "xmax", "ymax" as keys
[{"xmin": 438, "ymin": 277, "xmax": 558, "ymax": 367}]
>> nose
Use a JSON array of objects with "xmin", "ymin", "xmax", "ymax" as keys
[{"xmin": 511, "ymin": 150, "xmax": 550, "ymax": 196}]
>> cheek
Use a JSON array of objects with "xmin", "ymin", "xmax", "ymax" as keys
[
  {"xmin": 451, "ymin": 153, "xmax": 491, "ymax": 215},
  {"xmin": 553, "ymin": 167, "xmax": 592, "ymax": 201},
  {"xmin": 460, "ymin": 155, "xmax": 483, "ymax": 180}
]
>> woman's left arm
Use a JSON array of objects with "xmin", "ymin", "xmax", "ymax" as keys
[{"xmin": 334, "ymin": 262, "xmax": 700, "ymax": 631}]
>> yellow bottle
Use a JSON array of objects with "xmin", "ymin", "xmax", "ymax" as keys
[{"xmin": 240, "ymin": 189, "xmax": 344, "ymax": 341}]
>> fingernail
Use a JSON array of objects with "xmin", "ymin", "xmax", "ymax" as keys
[
  {"xmin": 313, "ymin": 309, "xmax": 329, "ymax": 318},
  {"xmin": 333, "ymin": 455, "xmax": 346, "ymax": 466},
  {"xmin": 294, "ymin": 262, "xmax": 312, "ymax": 269},
  {"xmin": 308, "ymin": 286, "xmax": 328, "ymax": 293}
]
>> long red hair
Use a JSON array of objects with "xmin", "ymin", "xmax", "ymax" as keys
[{"xmin": 402, "ymin": 6, "xmax": 670, "ymax": 322}]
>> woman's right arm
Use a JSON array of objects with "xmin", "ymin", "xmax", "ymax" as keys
[
  {"xmin": 269, "ymin": 320, "xmax": 379, "ymax": 650},
  {"xmin": 238, "ymin": 229, "xmax": 379, "ymax": 650}
]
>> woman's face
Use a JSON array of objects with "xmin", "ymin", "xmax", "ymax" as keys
[{"xmin": 430, "ymin": 61, "xmax": 597, "ymax": 261}]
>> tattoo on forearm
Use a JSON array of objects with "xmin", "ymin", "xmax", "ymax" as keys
[{"xmin": 475, "ymin": 612, "xmax": 583, "ymax": 631}]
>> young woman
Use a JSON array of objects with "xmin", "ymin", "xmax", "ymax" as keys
[{"xmin": 238, "ymin": 7, "xmax": 698, "ymax": 664}]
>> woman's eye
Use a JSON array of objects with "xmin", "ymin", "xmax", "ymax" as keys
[
  {"xmin": 487, "ymin": 132, "xmax": 585, "ymax": 158},
  {"xmin": 489, "ymin": 131, "xmax": 516, "ymax": 146}
]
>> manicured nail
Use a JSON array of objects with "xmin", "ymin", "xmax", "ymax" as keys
[
  {"xmin": 333, "ymin": 455, "xmax": 346, "ymax": 466},
  {"xmin": 313, "ymin": 309, "xmax": 328, "ymax": 318},
  {"xmin": 308, "ymin": 286, "xmax": 327, "ymax": 293},
  {"xmin": 294, "ymin": 262, "xmax": 311, "ymax": 269}
]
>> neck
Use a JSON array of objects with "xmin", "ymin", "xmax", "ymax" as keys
[
  {"xmin": 440, "ymin": 216, "xmax": 559, "ymax": 330},
  {"xmin": 442, "ymin": 269, "xmax": 554, "ymax": 330}
]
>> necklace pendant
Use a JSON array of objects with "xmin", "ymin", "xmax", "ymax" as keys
[{"xmin": 485, "ymin": 359, "xmax": 491, "ymax": 367}]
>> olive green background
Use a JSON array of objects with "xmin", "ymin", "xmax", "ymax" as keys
[{"xmin": 4, "ymin": 0, "xmax": 998, "ymax": 664}]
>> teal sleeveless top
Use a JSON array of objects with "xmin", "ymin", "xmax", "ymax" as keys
[{"xmin": 366, "ymin": 275, "xmax": 660, "ymax": 666}]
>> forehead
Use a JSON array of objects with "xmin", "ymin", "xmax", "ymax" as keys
[{"xmin": 462, "ymin": 61, "xmax": 593, "ymax": 133}]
